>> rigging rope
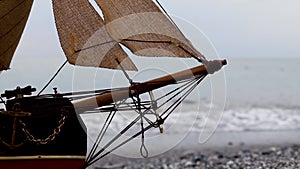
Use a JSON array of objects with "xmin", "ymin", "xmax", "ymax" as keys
[
  {"xmin": 115, "ymin": 58, "xmax": 133, "ymax": 85},
  {"xmin": 155, "ymin": 0, "xmax": 207, "ymax": 63},
  {"xmin": 135, "ymin": 94, "xmax": 149, "ymax": 158},
  {"xmin": 37, "ymin": 60, "xmax": 68, "ymax": 96},
  {"xmin": 86, "ymin": 108, "xmax": 117, "ymax": 161},
  {"xmin": 155, "ymin": 0, "xmax": 181, "ymax": 33},
  {"xmin": 162, "ymin": 76, "xmax": 206, "ymax": 120},
  {"xmin": 88, "ymin": 124, "xmax": 153, "ymax": 167},
  {"xmin": 84, "ymin": 75, "xmax": 206, "ymax": 167},
  {"xmin": 85, "ymin": 115, "xmax": 142, "ymax": 166}
]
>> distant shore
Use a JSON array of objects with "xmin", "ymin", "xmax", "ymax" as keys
[{"xmin": 94, "ymin": 130, "xmax": 300, "ymax": 168}]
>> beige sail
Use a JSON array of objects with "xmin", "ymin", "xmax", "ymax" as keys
[
  {"xmin": 52, "ymin": 0, "xmax": 137, "ymax": 71},
  {"xmin": 0, "ymin": 0, "xmax": 34, "ymax": 71},
  {"xmin": 95, "ymin": 0, "xmax": 205, "ymax": 60}
]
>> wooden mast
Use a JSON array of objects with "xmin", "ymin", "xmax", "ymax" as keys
[{"xmin": 74, "ymin": 59, "xmax": 226, "ymax": 113}]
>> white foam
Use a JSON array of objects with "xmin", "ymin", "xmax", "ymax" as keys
[{"xmin": 82, "ymin": 106, "xmax": 300, "ymax": 139}]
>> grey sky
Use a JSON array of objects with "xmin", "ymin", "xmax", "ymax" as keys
[
  {"xmin": 163, "ymin": 0, "xmax": 300, "ymax": 58},
  {"xmin": 17, "ymin": 0, "xmax": 300, "ymax": 60}
]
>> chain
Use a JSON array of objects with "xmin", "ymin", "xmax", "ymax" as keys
[{"xmin": 19, "ymin": 109, "xmax": 68, "ymax": 145}]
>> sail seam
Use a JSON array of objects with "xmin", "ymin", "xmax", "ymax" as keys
[
  {"xmin": 74, "ymin": 40, "xmax": 115, "ymax": 53},
  {"xmin": 0, "ymin": 2, "xmax": 31, "ymax": 45},
  {"xmin": 0, "ymin": 42, "xmax": 18, "ymax": 64},
  {"xmin": 0, "ymin": 1, "xmax": 30, "ymax": 38},
  {"xmin": 0, "ymin": 12, "xmax": 29, "ymax": 57},
  {"xmin": 0, "ymin": 0, "xmax": 26, "ymax": 19},
  {"xmin": 122, "ymin": 38, "xmax": 201, "ymax": 59},
  {"xmin": 122, "ymin": 38, "xmax": 172, "ymax": 44}
]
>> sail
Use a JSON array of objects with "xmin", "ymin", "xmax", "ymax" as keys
[
  {"xmin": 95, "ymin": 0, "xmax": 205, "ymax": 60},
  {"xmin": 0, "ymin": 0, "xmax": 34, "ymax": 71},
  {"xmin": 52, "ymin": 0, "xmax": 137, "ymax": 71}
]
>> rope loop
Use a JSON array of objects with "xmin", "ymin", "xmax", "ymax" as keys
[{"xmin": 140, "ymin": 141, "xmax": 149, "ymax": 158}]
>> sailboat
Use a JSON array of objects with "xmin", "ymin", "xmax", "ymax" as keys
[{"xmin": 0, "ymin": 0, "xmax": 226, "ymax": 168}]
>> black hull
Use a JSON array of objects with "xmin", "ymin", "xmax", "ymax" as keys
[{"xmin": 0, "ymin": 96, "xmax": 87, "ymax": 162}]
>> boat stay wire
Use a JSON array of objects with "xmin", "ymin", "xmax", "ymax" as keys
[{"xmin": 83, "ymin": 74, "xmax": 206, "ymax": 167}]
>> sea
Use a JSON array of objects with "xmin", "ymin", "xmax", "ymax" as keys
[{"xmin": 1, "ymin": 57, "xmax": 300, "ymax": 157}]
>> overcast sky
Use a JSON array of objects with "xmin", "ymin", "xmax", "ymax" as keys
[{"xmin": 16, "ymin": 0, "xmax": 300, "ymax": 60}]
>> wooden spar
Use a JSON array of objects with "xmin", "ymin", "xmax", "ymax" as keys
[{"xmin": 73, "ymin": 59, "xmax": 227, "ymax": 113}]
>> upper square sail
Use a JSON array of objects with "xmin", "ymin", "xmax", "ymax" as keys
[
  {"xmin": 0, "ymin": 0, "xmax": 34, "ymax": 71},
  {"xmin": 52, "ymin": 0, "xmax": 137, "ymax": 71},
  {"xmin": 95, "ymin": 0, "xmax": 206, "ymax": 60}
]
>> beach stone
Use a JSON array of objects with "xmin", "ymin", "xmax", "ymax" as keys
[
  {"xmin": 92, "ymin": 145, "xmax": 300, "ymax": 169},
  {"xmin": 184, "ymin": 161, "xmax": 196, "ymax": 167},
  {"xmin": 226, "ymin": 160, "xmax": 234, "ymax": 165},
  {"xmin": 228, "ymin": 141, "xmax": 233, "ymax": 146},
  {"xmin": 193, "ymin": 154, "xmax": 205, "ymax": 162}
]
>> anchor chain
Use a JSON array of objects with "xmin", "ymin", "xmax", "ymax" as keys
[
  {"xmin": 19, "ymin": 109, "xmax": 68, "ymax": 145},
  {"xmin": 0, "ymin": 103, "xmax": 31, "ymax": 149}
]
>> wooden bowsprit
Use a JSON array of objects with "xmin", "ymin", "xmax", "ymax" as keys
[{"xmin": 71, "ymin": 59, "xmax": 226, "ymax": 168}]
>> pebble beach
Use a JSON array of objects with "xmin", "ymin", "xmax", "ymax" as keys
[
  {"xmin": 95, "ymin": 145, "xmax": 300, "ymax": 169},
  {"xmin": 94, "ymin": 131, "xmax": 300, "ymax": 169}
]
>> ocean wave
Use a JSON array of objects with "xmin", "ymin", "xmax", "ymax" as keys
[
  {"xmin": 196, "ymin": 106, "xmax": 300, "ymax": 132},
  {"xmin": 82, "ymin": 105, "xmax": 300, "ymax": 139}
]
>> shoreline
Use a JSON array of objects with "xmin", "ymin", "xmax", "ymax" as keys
[
  {"xmin": 177, "ymin": 130, "xmax": 300, "ymax": 150},
  {"xmin": 93, "ymin": 130, "xmax": 300, "ymax": 168}
]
